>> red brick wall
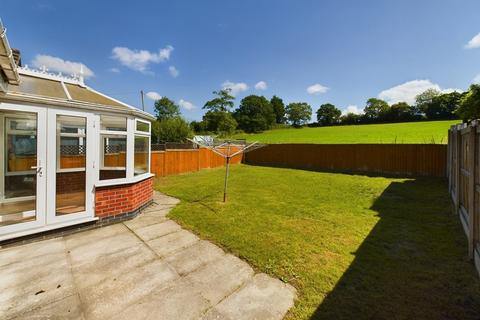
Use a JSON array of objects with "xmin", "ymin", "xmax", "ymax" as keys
[{"xmin": 95, "ymin": 177, "xmax": 153, "ymax": 218}]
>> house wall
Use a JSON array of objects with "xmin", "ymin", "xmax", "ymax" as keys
[{"xmin": 95, "ymin": 177, "xmax": 153, "ymax": 218}]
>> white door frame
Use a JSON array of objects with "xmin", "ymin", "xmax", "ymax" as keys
[
  {"xmin": 46, "ymin": 108, "xmax": 95, "ymax": 225},
  {"xmin": 0, "ymin": 103, "xmax": 47, "ymax": 237}
]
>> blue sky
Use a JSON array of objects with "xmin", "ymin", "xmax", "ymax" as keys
[{"xmin": 3, "ymin": 0, "xmax": 480, "ymax": 120}]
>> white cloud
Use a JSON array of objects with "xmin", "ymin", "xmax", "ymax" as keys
[
  {"xmin": 342, "ymin": 105, "xmax": 363, "ymax": 115},
  {"xmin": 169, "ymin": 66, "xmax": 179, "ymax": 78},
  {"xmin": 109, "ymin": 67, "xmax": 120, "ymax": 73},
  {"xmin": 474, "ymin": 74, "xmax": 480, "ymax": 84},
  {"xmin": 145, "ymin": 91, "xmax": 162, "ymax": 100},
  {"xmin": 222, "ymin": 81, "xmax": 248, "ymax": 96},
  {"xmin": 111, "ymin": 45, "xmax": 173, "ymax": 72},
  {"xmin": 179, "ymin": 99, "xmax": 195, "ymax": 110},
  {"xmin": 31, "ymin": 54, "xmax": 94, "ymax": 78},
  {"xmin": 307, "ymin": 83, "xmax": 329, "ymax": 95},
  {"xmin": 378, "ymin": 80, "xmax": 462, "ymax": 105},
  {"xmin": 465, "ymin": 32, "xmax": 480, "ymax": 49},
  {"xmin": 254, "ymin": 81, "xmax": 267, "ymax": 90}
]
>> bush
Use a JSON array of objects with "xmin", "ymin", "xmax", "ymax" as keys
[{"xmin": 152, "ymin": 117, "xmax": 193, "ymax": 143}]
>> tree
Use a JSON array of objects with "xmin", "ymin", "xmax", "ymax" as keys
[
  {"xmin": 154, "ymin": 97, "xmax": 180, "ymax": 121},
  {"xmin": 456, "ymin": 84, "xmax": 480, "ymax": 121},
  {"xmin": 202, "ymin": 111, "xmax": 238, "ymax": 136},
  {"xmin": 316, "ymin": 103, "xmax": 341, "ymax": 126},
  {"xmin": 285, "ymin": 102, "xmax": 312, "ymax": 127},
  {"xmin": 424, "ymin": 91, "xmax": 462, "ymax": 120},
  {"xmin": 203, "ymin": 89, "xmax": 235, "ymax": 112},
  {"xmin": 415, "ymin": 89, "xmax": 440, "ymax": 115},
  {"xmin": 190, "ymin": 120, "xmax": 207, "ymax": 133},
  {"xmin": 340, "ymin": 112, "xmax": 362, "ymax": 125},
  {"xmin": 363, "ymin": 98, "xmax": 389, "ymax": 122},
  {"xmin": 152, "ymin": 117, "xmax": 193, "ymax": 143},
  {"xmin": 270, "ymin": 95, "xmax": 286, "ymax": 124},
  {"xmin": 234, "ymin": 95, "xmax": 275, "ymax": 133},
  {"xmin": 385, "ymin": 102, "xmax": 415, "ymax": 122}
]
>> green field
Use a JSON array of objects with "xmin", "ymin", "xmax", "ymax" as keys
[
  {"xmin": 232, "ymin": 120, "xmax": 459, "ymax": 144},
  {"xmin": 156, "ymin": 165, "xmax": 480, "ymax": 319}
]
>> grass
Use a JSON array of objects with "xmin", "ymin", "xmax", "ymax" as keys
[
  {"xmin": 156, "ymin": 164, "xmax": 480, "ymax": 319},
  {"xmin": 231, "ymin": 120, "xmax": 459, "ymax": 144}
]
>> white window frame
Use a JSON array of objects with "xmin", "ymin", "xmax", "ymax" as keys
[{"xmin": 94, "ymin": 116, "xmax": 152, "ymax": 187}]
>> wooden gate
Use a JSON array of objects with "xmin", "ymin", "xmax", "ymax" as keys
[{"xmin": 448, "ymin": 122, "xmax": 480, "ymax": 269}]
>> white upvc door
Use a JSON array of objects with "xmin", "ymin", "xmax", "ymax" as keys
[
  {"xmin": 46, "ymin": 108, "xmax": 95, "ymax": 225},
  {"xmin": 0, "ymin": 103, "xmax": 47, "ymax": 239}
]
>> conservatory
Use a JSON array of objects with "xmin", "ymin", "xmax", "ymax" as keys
[{"xmin": 0, "ymin": 22, "xmax": 154, "ymax": 241}]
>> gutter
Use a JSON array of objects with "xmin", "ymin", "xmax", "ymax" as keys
[{"xmin": 0, "ymin": 20, "xmax": 19, "ymax": 85}]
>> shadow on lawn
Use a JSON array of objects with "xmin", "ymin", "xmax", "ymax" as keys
[{"xmin": 310, "ymin": 178, "xmax": 480, "ymax": 320}]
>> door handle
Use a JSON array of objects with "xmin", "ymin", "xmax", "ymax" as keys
[{"xmin": 31, "ymin": 166, "xmax": 43, "ymax": 175}]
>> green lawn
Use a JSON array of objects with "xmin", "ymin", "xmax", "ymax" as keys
[
  {"xmin": 156, "ymin": 164, "xmax": 480, "ymax": 319},
  {"xmin": 232, "ymin": 120, "xmax": 459, "ymax": 144}
]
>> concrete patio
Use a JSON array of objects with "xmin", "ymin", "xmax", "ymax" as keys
[{"xmin": 0, "ymin": 192, "xmax": 296, "ymax": 320}]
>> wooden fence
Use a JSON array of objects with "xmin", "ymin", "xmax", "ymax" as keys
[
  {"xmin": 151, "ymin": 147, "xmax": 242, "ymax": 177},
  {"xmin": 447, "ymin": 122, "xmax": 480, "ymax": 272},
  {"xmin": 244, "ymin": 144, "xmax": 447, "ymax": 177}
]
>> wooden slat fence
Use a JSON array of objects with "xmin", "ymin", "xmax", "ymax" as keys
[
  {"xmin": 448, "ymin": 123, "xmax": 480, "ymax": 272},
  {"xmin": 244, "ymin": 144, "xmax": 447, "ymax": 177},
  {"xmin": 151, "ymin": 147, "xmax": 242, "ymax": 177}
]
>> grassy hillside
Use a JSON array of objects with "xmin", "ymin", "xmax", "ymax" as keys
[{"xmin": 232, "ymin": 120, "xmax": 459, "ymax": 144}]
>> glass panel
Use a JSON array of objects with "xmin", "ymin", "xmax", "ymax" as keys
[
  {"xmin": 134, "ymin": 136, "xmax": 149, "ymax": 176},
  {"xmin": 1, "ymin": 112, "xmax": 37, "ymax": 227},
  {"xmin": 56, "ymin": 115, "xmax": 86, "ymax": 216},
  {"xmin": 100, "ymin": 135, "xmax": 127, "ymax": 180},
  {"xmin": 136, "ymin": 120, "xmax": 150, "ymax": 133},
  {"xmin": 101, "ymin": 115, "xmax": 127, "ymax": 132},
  {"xmin": 57, "ymin": 116, "xmax": 86, "ymax": 169}
]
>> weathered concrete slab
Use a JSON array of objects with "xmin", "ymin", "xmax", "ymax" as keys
[
  {"xmin": 0, "ymin": 244, "xmax": 76, "ymax": 319},
  {"xmin": 133, "ymin": 220, "xmax": 182, "ymax": 241},
  {"xmin": 147, "ymin": 229, "xmax": 199, "ymax": 257},
  {"xmin": 209, "ymin": 273, "xmax": 297, "ymax": 320},
  {"xmin": 114, "ymin": 279, "xmax": 210, "ymax": 320},
  {"xmin": 185, "ymin": 254, "xmax": 254, "ymax": 305},
  {"xmin": 1, "ymin": 191, "xmax": 296, "ymax": 320},
  {"xmin": 69, "ymin": 244, "xmax": 157, "ymax": 289},
  {"xmin": 124, "ymin": 214, "xmax": 167, "ymax": 230},
  {"xmin": 12, "ymin": 294, "xmax": 85, "ymax": 320},
  {"xmin": 165, "ymin": 240, "xmax": 225, "ymax": 275},
  {"xmin": 79, "ymin": 259, "xmax": 179, "ymax": 320}
]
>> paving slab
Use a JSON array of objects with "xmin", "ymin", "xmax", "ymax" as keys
[
  {"xmin": 124, "ymin": 214, "xmax": 167, "ymax": 230},
  {"xmin": 133, "ymin": 220, "xmax": 182, "ymax": 241},
  {"xmin": 114, "ymin": 279, "xmax": 210, "ymax": 320},
  {"xmin": 185, "ymin": 254, "xmax": 254, "ymax": 305},
  {"xmin": 165, "ymin": 240, "xmax": 225, "ymax": 275},
  {"xmin": 209, "ymin": 273, "xmax": 297, "ymax": 320},
  {"xmin": 11, "ymin": 294, "xmax": 85, "ymax": 320},
  {"xmin": 79, "ymin": 259, "xmax": 179, "ymax": 320},
  {"xmin": 147, "ymin": 229, "xmax": 199, "ymax": 257}
]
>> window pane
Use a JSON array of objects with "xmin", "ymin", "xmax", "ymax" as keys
[
  {"xmin": 57, "ymin": 116, "xmax": 86, "ymax": 169},
  {"xmin": 101, "ymin": 115, "xmax": 127, "ymax": 132},
  {"xmin": 136, "ymin": 121, "xmax": 150, "ymax": 133},
  {"xmin": 134, "ymin": 136, "xmax": 149, "ymax": 176},
  {"xmin": 1, "ymin": 113, "xmax": 37, "ymax": 227},
  {"xmin": 56, "ymin": 115, "xmax": 86, "ymax": 216},
  {"xmin": 100, "ymin": 135, "xmax": 127, "ymax": 180}
]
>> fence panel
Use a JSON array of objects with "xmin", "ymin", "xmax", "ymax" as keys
[
  {"xmin": 448, "ymin": 123, "xmax": 480, "ymax": 273},
  {"xmin": 244, "ymin": 144, "xmax": 447, "ymax": 177}
]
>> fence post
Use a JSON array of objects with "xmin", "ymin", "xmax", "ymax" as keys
[
  {"xmin": 454, "ymin": 128, "xmax": 461, "ymax": 215},
  {"xmin": 467, "ymin": 124, "xmax": 476, "ymax": 258}
]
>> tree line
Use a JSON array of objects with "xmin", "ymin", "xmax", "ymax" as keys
[{"xmin": 151, "ymin": 84, "xmax": 480, "ymax": 142}]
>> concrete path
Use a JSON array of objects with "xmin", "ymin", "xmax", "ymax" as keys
[{"xmin": 0, "ymin": 192, "xmax": 296, "ymax": 320}]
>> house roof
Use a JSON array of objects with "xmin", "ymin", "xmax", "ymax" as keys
[{"xmin": 0, "ymin": 20, "xmax": 154, "ymax": 120}]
